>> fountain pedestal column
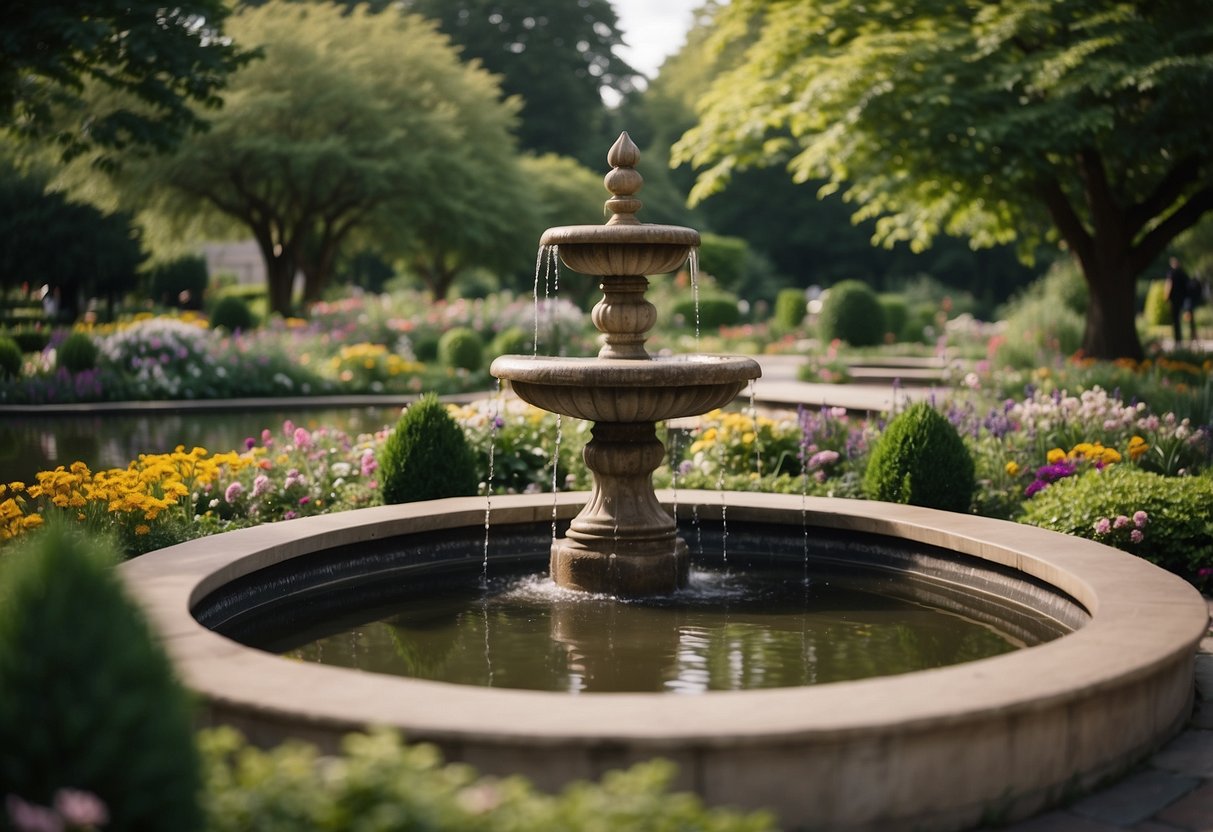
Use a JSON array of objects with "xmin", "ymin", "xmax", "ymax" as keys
[{"xmin": 551, "ymin": 421, "xmax": 689, "ymax": 595}]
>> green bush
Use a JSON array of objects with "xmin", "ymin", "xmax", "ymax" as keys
[
  {"xmin": 489, "ymin": 325, "xmax": 532, "ymax": 358},
  {"xmin": 147, "ymin": 255, "xmax": 209, "ymax": 309},
  {"xmin": 438, "ymin": 326, "xmax": 484, "ymax": 372},
  {"xmin": 878, "ymin": 294, "xmax": 909, "ymax": 342},
  {"xmin": 202, "ymin": 727, "xmax": 776, "ymax": 832},
  {"xmin": 0, "ymin": 522, "xmax": 203, "ymax": 831},
  {"xmin": 209, "ymin": 294, "xmax": 257, "ymax": 332},
  {"xmin": 995, "ymin": 260, "xmax": 1087, "ymax": 368},
  {"xmin": 864, "ymin": 403, "xmax": 976, "ymax": 513},
  {"xmin": 0, "ymin": 335, "xmax": 21, "ymax": 379},
  {"xmin": 55, "ymin": 331, "xmax": 98, "ymax": 373},
  {"xmin": 1143, "ymin": 279, "xmax": 1171, "ymax": 327},
  {"xmin": 773, "ymin": 288, "xmax": 806, "ymax": 332},
  {"xmin": 698, "ymin": 233, "xmax": 750, "ymax": 289},
  {"xmin": 6, "ymin": 327, "xmax": 51, "ymax": 353},
  {"xmin": 818, "ymin": 280, "xmax": 885, "ymax": 346},
  {"xmin": 380, "ymin": 393, "xmax": 479, "ymax": 504},
  {"xmin": 672, "ymin": 295, "xmax": 742, "ymax": 329},
  {"xmin": 1020, "ymin": 467, "xmax": 1213, "ymax": 578},
  {"xmin": 412, "ymin": 332, "xmax": 441, "ymax": 363}
]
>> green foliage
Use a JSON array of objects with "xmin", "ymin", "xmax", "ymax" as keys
[
  {"xmin": 0, "ymin": 0, "xmax": 253, "ymax": 162},
  {"xmin": 148, "ymin": 255, "xmax": 209, "ymax": 309},
  {"xmin": 0, "ymin": 522, "xmax": 203, "ymax": 831},
  {"xmin": 209, "ymin": 295, "xmax": 257, "ymax": 333},
  {"xmin": 878, "ymin": 294, "xmax": 909, "ymax": 342},
  {"xmin": 698, "ymin": 233, "xmax": 750, "ymax": 291},
  {"xmin": 995, "ymin": 262, "xmax": 1087, "ymax": 369},
  {"xmin": 407, "ymin": 0, "xmax": 638, "ymax": 161},
  {"xmin": 0, "ymin": 335, "xmax": 21, "ymax": 379},
  {"xmin": 1020, "ymin": 467, "xmax": 1213, "ymax": 578},
  {"xmin": 380, "ymin": 393, "xmax": 479, "ymax": 504},
  {"xmin": 6, "ymin": 328, "xmax": 51, "ymax": 353},
  {"xmin": 818, "ymin": 280, "xmax": 885, "ymax": 346},
  {"xmin": 864, "ymin": 403, "xmax": 976, "ymax": 513},
  {"xmin": 672, "ymin": 295, "xmax": 742, "ymax": 330},
  {"xmin": 773, "ymin": 288, "xmax": 806, "ymax": 332},
  {"xmin": 489, "ymin": 326, "xmax": 531, "ymax": 359},
  {"xmin": 202, "ymin": 726, "xmax": 775, "ymax": 832},
  {"xmin": 674, "ymin": 0, "xmax": 1213, "ymax": 359},
  {"xmin": 438, "ymin": 326, "xmax": 484, "ymax": 372},
  {"xmin": 1143, "ymin": 280, "xmax": 1171, "ymax": 327},
  {"xmin": 55, "ymin": 331, "xmax": 98, "ymax": 374}
]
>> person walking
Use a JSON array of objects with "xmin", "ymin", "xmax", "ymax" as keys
[{"xmin": 1164, "ymin": 257, "xmax": 1196, "ymax": 344}]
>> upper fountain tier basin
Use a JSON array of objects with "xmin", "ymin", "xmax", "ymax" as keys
[
  {"xmin": 541, "ymin": 223, "xmax": 699, "ymax": 276},
  {"xmin": 489, "ymin": 354, "xmax": 761, "ymax": 423}
]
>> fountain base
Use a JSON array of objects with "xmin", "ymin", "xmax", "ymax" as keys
[{"xmin": 551, "ymin": 535, "xmax": 690, "ymax": 596}]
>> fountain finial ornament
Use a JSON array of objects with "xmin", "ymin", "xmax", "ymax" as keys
[
  {"xmin": 490, "ymin": 132, "xmax": 762, "ymax": 596},
  {"xmin": 604, "ymin": 132, "xmax": 643, "ymax": 225}
]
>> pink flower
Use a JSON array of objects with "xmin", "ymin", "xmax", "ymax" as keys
[
  {"xmin": 293, "ymin": 427, "xmax": 312, "ymax": 450},
  {"xmin": 224, "ymin": 482, "xmax": 244, "ymax": 503},
  {"xmin": 807, "ymin": 450, "xmax": 840, "ymax": 471},
  {"xmin": 252, "ymin": 474, "xmax": 271, "ymax": 498},
  {"xmin": 1133, "ymin": 511, "xmax": 1149, "ymax": 528},
  {"xmin": 1094, "ymin": 517, "xmax": 1112, "ymax": 535},
  {"xmin": 1113, "ymin": 515, "xmax": 1130, "ymax": 530},
  {"xmin": 1130, "ymin": 530, "xmax": 1144, "ymax": 544},
  {"xmin": 5, "ymin": 795, "xmax": 63, "ymax": 832},
  {"xmin": 360, "ymin": 451, "xmax": 378, "ymax": 477},
  {"xmin": 53, "ymin": 789, "xmax": 108, "ymax": 827},
  {"xmin": 282, "ymin": 420, "xmax": 295, "ymax": 436},
  {"xmin": 298, "ymin": 496, "xmax": 311, "ymax": 506}
]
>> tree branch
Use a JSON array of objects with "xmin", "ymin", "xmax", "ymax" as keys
[
  {"xmin": 1128, "ymin": 185, "xmax": 1213, "ymax": 276},
  {"xmin": 1077, "ymin": 148, "xmax": 1123, "ymax": 242},
  {"xmin": 1126, "ymin": 156, "xmax": 1202, "ymax": 235},
  {"xmin": 1035, "ymin": 175, "xmax": 1095, "ymax": 268}
]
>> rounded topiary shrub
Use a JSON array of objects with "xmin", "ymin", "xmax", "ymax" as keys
[
  {"xmin": 438, "ymin": 326, "xmax": 484, "ymax": 372},
  {"xmin": 818, "ymin": 280, "xmax": 885, "ymax": 346},
  {"xmin": 147, "ymin": 255, "xmax": 208, "ymax": 309},
  {"xmin": 0, "ymin": 335, "xmax": 21, "ymax": 379},
  {"xmin": 773, "ymin": 288, "xmax": 806, "ymax": 332},
  {"xmin": 56, "ymin": 331, "xmax": 99, "ymax": 374},
  {"xmin": 864, "ymin": 402, "xmax": 975, "ymax": 513},
  {"xmin": 209, "ymin": 294, "xmax": 257, "ymax": 332},
  {"xmin": 489, "ymin": 325, "xmax": 531, "ymax": 358},
  {"xmin": 379, "ymin": 393, "xmax": 479, "ymax": 504},
  {"xmin": 0, "ymin": 522, "xmax": 203, "ymax": 831},
  {"xmin": 672, "ymin": 295, "xmax": 742, "ymax": 329},
  {"xmin": 878, "ymin": 294, "xmax": 909, "ymax": 343}
]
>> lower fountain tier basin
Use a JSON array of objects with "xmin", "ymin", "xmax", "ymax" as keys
[
  {"xmin": 120, "ymin": 492, "xmax": 1208, "ymax": 832},
  {"xmin": 490, "ymin": 354, "xmax": 761, "ymax": 422}
]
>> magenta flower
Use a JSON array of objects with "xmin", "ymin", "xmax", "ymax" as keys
[{"xmin": 293, "ymin": 427, "xmax": 312, "ymax": 450}]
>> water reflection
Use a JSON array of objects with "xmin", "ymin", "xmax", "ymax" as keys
[{"xmin": 279, "ymin": 570, "xmax": 1020, "ymax": 693}]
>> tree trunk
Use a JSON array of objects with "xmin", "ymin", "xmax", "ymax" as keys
[
  {"xmin": 264, "ymin": 256, "xmax": 296, "ymax": 317},
  {"xmin": 1078, "ymin": 259, "xmax": 1144, "ymax": 362}
]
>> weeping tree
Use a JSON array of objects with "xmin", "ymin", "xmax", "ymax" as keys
[{"xmin": 674, "ymin": 0, "xmax": 1213, "ymax": 360}]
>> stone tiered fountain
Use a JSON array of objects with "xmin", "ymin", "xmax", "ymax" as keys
[{"xmin": 491, "ymin": 132, "xmax": 760, "ymax": 596}]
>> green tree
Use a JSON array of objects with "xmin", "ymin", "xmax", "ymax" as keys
[
  {"xmin": 673, "ymin": 0, "xmax": 1213, "ymax": 360},
  {"xmin": 0, "ymin": 0, "xmax": 253, "ymax": 162},
  {"xmin": 91, "ymin": 2, "xmax": 521, "ymax": 314},
  {"xmin": 0, "ymin": 161, "xmax": 144, "ymax": 319},
  {"xmin": 405, "ymin": 0, "xmax": 639, "ymax": 161}
]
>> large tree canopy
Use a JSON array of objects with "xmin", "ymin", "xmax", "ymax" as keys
[
  {"xmin": 405, "ymin": 0, "xmax": 639, "ymax": 161},
  {"xmin": 104, "ymin": 2, "xmax": 522, "ymax": 313},
  {"xmin": 0, "ymin": 0, "xmax": 252, "ymax": 162},
  {"xmin": 673, "ymin": 0, "xmax": 1213, "ymax": 359}
]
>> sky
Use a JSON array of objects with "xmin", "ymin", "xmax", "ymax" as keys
[{"xmin": 611, "ymin": 0, "xmax": 705, "ymax": 80}]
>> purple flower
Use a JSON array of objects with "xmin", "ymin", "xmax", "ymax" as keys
[
  {"xmin": 252, "ymin": 474, "xmax": 272, "ymax": 498},
  {"xmin": 1094, "ymin": 517, "xmax": 1112, "ymax": 535},
  {"xmin": 808, "ymin": 450, "xmax": 840, "ymax": 470},
  {"xmin": 224, "ymin": 481, "xmax": 244, "ymax": 503},
  {"xmin": 244, "ymin": 437, "xmax": 256, "ymax": 451}
]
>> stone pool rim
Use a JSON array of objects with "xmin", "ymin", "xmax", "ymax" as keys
[{"xmin": 120, "ymin": 491, "xmax": 1208, "ymax": 832}]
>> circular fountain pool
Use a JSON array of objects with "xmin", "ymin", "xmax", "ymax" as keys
[{"xmin": 121, "ymin": 491, "xmax": 1206, "ymax": 832}]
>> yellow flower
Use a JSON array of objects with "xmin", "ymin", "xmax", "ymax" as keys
[
  {"xmin": 1005, "ymin": 461, "xmax": 1020, "ymax": 477},
  {"xmin": 135, "ymin": 524, "xmax": 151, "ymax": 536},
  {"xmin": 1128, "ymin": 436, "xmax": 1149, "ymax": 460},
  {"xmin": 1046, "ymin": 448, "xmax": 1066, "ymax": 464}
]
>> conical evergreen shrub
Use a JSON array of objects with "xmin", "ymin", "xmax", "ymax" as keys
[
  {"xmin": 380, "ymin": 393, "xmax": 479, "ymax": 504},
  {"xmin": 863, "ymin": 402, "xmax": 976, "ymax": 513},
  {"xmin": 0, "ymin": 522, "xmax": 203, "ymax": 832}
]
